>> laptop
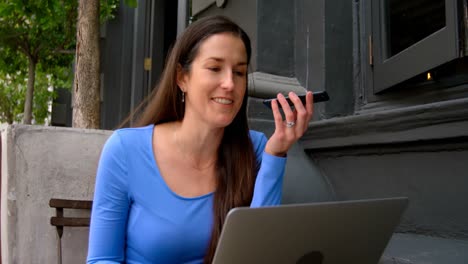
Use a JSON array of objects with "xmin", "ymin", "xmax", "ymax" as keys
[{"xmin": 212, "ymin": 197, "xmax": 408, "ymax": 264}]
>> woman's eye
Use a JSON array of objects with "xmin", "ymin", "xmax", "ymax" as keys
[
  {"xmin": 208, "ymin": 67, "xmax": 221, "ymax": 72},
  {"xmin": 234, "ymin": 71, "xmax": 246, "ymax": 77}
]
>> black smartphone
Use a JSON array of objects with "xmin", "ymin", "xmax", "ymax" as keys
[{"xmin": 262, "ymin": 91, "xmax": 329, "ymax": 109}]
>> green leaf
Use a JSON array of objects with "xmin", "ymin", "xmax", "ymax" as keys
[{"xmin": 124, "ymin": 0, "xmax": 138, "ymax": 8}]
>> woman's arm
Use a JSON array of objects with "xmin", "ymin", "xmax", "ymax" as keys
[
  {"xmin": 250, "ymin": 91, "xmax": 313, "ymax": 207},
  {"xmin": 87, "ymin": 132, "xmax": 130, "ymax": 264},
  {"xmin": 250, "ymin": 132, "xmax": 287, "ymax": 207}
]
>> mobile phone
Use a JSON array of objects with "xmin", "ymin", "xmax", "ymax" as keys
[{"xmin": 262, "ymin": 91, "xmax": 329, "ymax": 109}]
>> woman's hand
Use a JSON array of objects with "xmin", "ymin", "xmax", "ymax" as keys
[{"xmin": 264, "ymin": 91, "xmax": 314, "ymax": 157}]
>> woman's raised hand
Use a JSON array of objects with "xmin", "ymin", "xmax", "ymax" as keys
[{"xmin": 264, "ymin": 91, "xmax": 314, "ymax": 157}]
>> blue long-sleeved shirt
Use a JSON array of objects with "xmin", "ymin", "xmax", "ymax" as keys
[{"xmin": 87, "ymin": 125, "xmax": 286, "ymax": 263}]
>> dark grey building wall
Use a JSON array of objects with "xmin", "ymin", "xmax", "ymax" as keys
[
  {"xmin": 91, "ymin": 0, "xmax": 468, "ymax": 262},
  {"xmin": 101, "ymin": 2, "xmax": 135, "ymax": 129},
  {"xmin": 295, "ymin": 0, "xmax": 354, "ymax": 118},
  {"xmin": 101, "ymin": 0, "xmax": 177, "ymax": 129},
  {"xmin": 256, "ymin": 0, "xmax": 295, "ymax": 77},
  {"xmin": 323, "ymin": 0, "xmax": 354, "ymax": 117},
  {"xmin": 199, "ymin": 0, "xmax": 258, "ymax": 71},
  {"xmin": 51, "ymin": 88, "xmax": 73, "ymax": 127},
  {"xmin": 195, "ymin": 0, "xmax": 468, "ymax": 262},
  {"xmin": 249, "ymin": 119, "xmax": 335, "ymax": 204},
  {"xmin": 294, "ymin": 0, "xmax": 327, "ymax": 121},
  {"xmin": 310, "ymin": 145, "xmax": 468, "ymax": 239},
  {"xmin": 195, "ymin": 1, "xmax": 335, "ymax": 204},
  {"xmin": 295, "ymin": 0, "xmax": 325, "ymax": 95}
]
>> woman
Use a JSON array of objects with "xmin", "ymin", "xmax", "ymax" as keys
[{"xmin": 87, "ymin": 15, "xmax": 313, "ymax": 264}]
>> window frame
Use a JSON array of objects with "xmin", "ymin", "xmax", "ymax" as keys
[{"xmin": 370, "ymin": 0, "xmax": 460, "ymax": 94}]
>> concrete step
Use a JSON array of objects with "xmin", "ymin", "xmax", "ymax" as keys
[{"xmin": 380, "ymin": 233, "xmax": 468, "ymax": 264}]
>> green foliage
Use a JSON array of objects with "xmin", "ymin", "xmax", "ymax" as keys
[
  {"xmin": 0, "ymin": 71, "xmax": 25, "ymax": 124},
  {"xmin": 0, "ymin": 46, "xmax": 62, "ymax": 124},
  {"xmin": 0, "ymin": 0, "xmax": 77, "ymax": 124},
  {"xmin": 124, "ymin": 0, "xmax": 138, "ymax": 8},
  {"xmin": 101, "ymin": 0, "xmax": 138, "ymax": 21},
  {"xmin": 0, "ymin": 46, "xmax": 26, "ymax": 124},
  {"xmin": 0, "ymin": 70, "xmax": 58, "ymax": 125},
  {"xmin": 101, "ymin": 0, "xmax": 120, "ymax": 21},
  {"xmin": 32, "ymin": 67, "xmax": 56, "ymax": 124},
  {"xmin": 0, "ymin": 0, "xmax": 78, "ymax": 59},
  {"xmin": 0, "ymin": 0, "xmax": 137, "ymax": 125}
]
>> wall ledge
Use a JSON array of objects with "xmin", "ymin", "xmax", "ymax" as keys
[
  {"xmin": 192, "ymin": 0, "xmax": 215, "ymax": 16},
  {"xmin": 301, "ymin": 97, "xmax": 468, "ymax": 150}
]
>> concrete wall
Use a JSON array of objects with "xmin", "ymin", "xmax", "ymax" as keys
[
  {"xmin": 0, "ymin": 122, "xmax": 333, "ymax": 264},
  {"xmin": 1, "ymin": 125, "xmax": 111, "ymax": 264}
]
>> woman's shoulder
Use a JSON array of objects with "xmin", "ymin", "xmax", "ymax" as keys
[
  {"xmin": 113, "ymin": 124, "xmax": 154, "ymax": 137},
  {"xmin": 107, "ymin": 124, "xmax": 154, "ymax": 146}
]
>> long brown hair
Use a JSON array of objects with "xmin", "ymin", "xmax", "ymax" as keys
[{"xmin": 133, "ymin": 16, "xmax": 257, "ymax": 263}]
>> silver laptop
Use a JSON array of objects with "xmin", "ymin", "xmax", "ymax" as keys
[{"xmin": 212, "ymin": 197, "xmax": 408, "ymax": 264}]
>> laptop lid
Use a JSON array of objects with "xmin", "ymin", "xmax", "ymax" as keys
[{"xmin": 212, "ymin": 197, "xmax": 408, "ymax": 264}]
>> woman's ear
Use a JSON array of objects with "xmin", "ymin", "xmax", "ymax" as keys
[{"xmin": 176, "ymin": 64, "xmax": 186, "ymax": 92}]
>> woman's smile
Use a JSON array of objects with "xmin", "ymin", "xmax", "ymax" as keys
[{"xmin": 212, "ymin": 97, "xmax": 234, "ymax": 105}]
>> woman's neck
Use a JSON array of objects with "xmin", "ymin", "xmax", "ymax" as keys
[{"xmin": 172, "ymin": 120, "xmax": 224, "ymax": 168}]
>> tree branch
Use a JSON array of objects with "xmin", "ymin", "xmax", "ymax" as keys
[{"xmin": 54, "ymin": 49, "xmax": 76, "ymax": 54}]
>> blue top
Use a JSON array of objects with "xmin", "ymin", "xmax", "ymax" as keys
[{"xmin": 87, "ymin": 125, "xmax": 286, "ymax": 264}]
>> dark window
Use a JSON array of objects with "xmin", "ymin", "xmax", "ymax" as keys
[
  {"xmin": 371, "ymin": 0, "xmax": 460, "ymax": 93},
  {"xmin": 384, "ymin": 0, "xmax": 446, "ymax": 58}
]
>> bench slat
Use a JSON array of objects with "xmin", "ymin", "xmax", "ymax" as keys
[
  {"xmin": 49, "ymin": 198, "xmax": 92, "ymax": 209},
  {"xmin": 51, "ymin": 217, "xmax": 91, "ymax": 227}
]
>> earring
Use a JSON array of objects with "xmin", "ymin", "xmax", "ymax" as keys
[{"xmin": 182, "ymin": 91, "xmax": 185, "ymax": 102}]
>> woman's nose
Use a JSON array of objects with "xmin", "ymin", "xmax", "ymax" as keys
[{"xmin": 220, "ymin": 71, "xmax": 235, "ymax": 90}]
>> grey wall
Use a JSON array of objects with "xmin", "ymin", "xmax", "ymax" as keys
[
  {"xmin": 195, "ymin": 0, "xmax": 258, "ymax": 72},
  {"xmin": 310, "ymin": 145, "xmax": 468, "ymax": 239},
  {"xmin": 249, "ymin": 119, "xmax": 334, "ymax": 204},
  {"xmin": 295, "ymin": 0, "xmax": 327, "ymax": 121},
  {"xmin": 198, "ymin": 0, "xmax": 294, "ymax": 77},
  {"xmin": 323, "ymin": 0, "xmax": 354, "ymax": 117},
  {"xmin": 295, "ymin": 0, "xmax": 354, "ymax": 119},
  {"xmin": 256, "ymin": 0, "xmax": 295, "ymax": 77},
  {"xmin": 195, "ymin": 1, "xmax": 468, "ymax": 263},
  {"xmin": 195, "ymin": 0, "xmax": 335, "ymax": 204},
  {"xmin": 295, "ymin": 0, "xmax": 325, "ymax": 95},
  {"xmin": 101, "ymin": 0, "xmax": 177, "ymax": 130},
  {"xmin": 197, "ymin": 0, "xmax": 354, "ymax": 120},
  {"xmin": 305, "ymin": 124, "xmax": 468, "ymax": 263},
  {"xmin": 301, "ymin": 96, "xmax": 468, "ymax": 242},
  {"xmin": 101, "ymin": 1, "xmax": 135, "ymax": 129},
  {"xmin": 1, "ymin": 125, "xmax": 111, "ymax": 264}
]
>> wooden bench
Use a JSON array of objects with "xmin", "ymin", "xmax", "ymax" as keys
[{"xmin": 49, "ymin": 198, "xmax": 93, "ymax": 264}]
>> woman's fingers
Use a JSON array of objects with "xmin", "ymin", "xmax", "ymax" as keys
[
  {"xmin": 266, "ymin": 92, "xmax": 315, "ymax": 157},
  {"xmin": 287, "ymin": 91, "xmax": 314, "ymax": 134},
  {"xmin": 306, "ymin": 91, "xmax": 314, "ymax": 123},
  {"xmin": 277, "ymin": 94, "xmax": 296, "ymax": 131},
  {"xmin": 288, "ymin": 92, "xmax": 307, "ymax": 134},
  {"xmin": 299, "ymin": 91, "xmax": 314, "ymax": 133},
  {"xmin": 271, "ymin": 98, "xmax": 285, "ymax": 133}
]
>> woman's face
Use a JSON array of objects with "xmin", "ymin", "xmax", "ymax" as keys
[{"xmin": 178, "ymin": 33, "xmax": 248, "ymax": 129}]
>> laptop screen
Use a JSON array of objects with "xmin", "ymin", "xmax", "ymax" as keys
[{"xmin": 212, "ymin": 197, "xmax": 408, "ymax": 264}]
